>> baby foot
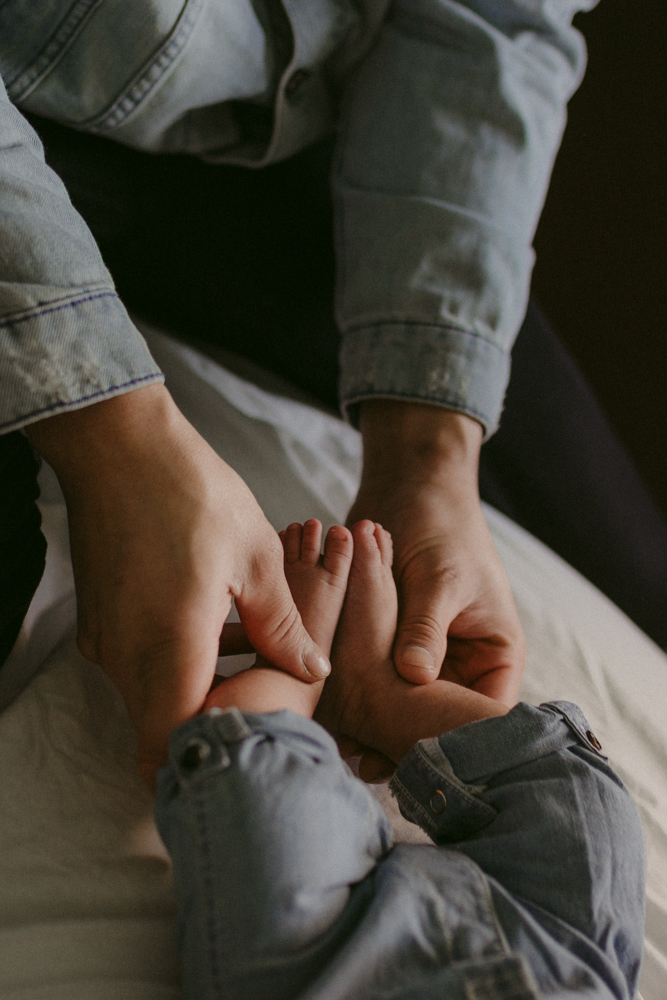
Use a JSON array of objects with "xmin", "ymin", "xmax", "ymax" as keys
[
  {"xmin": 279, "ymin": 520, "xmax": 353, "ymax": 658},
  {"xmin": 204, "ymin": 521, "xmax": 352, "ymax": 719},
  {"xmin": 315, "ymin": 520, "xmax": 508, "ymax": 765},
  {"xmin": 315, "ymin": 519, "xmax": 401, "ymax": 756}
]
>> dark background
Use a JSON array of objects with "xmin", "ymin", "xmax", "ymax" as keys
[{"xmin": 531, "ymin": 0, "xmax": 667, "ymax": 517}]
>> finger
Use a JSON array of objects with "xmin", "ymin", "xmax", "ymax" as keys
[
  {"xmin": 335, "ymin": 737, "xmax": 396, "ymax": 783},
  {"xmin": 358, "ymin": 750, "xmax": 396, "ymax": 783},
  {"xmin": 236, "ymin": 545, "xmax": 330, "ymax": 682},
  {"xmin": 469, "ymin": 662, "xmax": 522, "ymax": 706},
  {"xmin": 336, "ymin": 735, "xmax": 368, "ymax": 758},
  {"xmin": 441, "ymin": 635, "xmax": 524, "ymax": 707},
  {"xmin": 393, "ymin": 568, "xmax": 453, "ymax": 684},
  {"xmin": 218, "ymin": 622, "xmax": 255, "ymax": 656}
]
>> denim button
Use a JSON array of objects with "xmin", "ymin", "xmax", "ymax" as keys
[
  {"xmin": 181, "ymin": 739, "xmax": 211, "ymax": 770},
  {"xmin": 429, "ymin": 789, "xmax": 447, "ymax": 814},
  {"xmin": 586, "ymin": 730, "xmax": 602, "ymax": 751},
  {"xmin": 285, "ymin": 68, "xmax": 310, "ymax": 98}
]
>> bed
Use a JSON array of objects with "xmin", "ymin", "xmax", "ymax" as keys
[{"xmin": 1, "ymin": 325, "xmax": 665, "ymax": 1000}]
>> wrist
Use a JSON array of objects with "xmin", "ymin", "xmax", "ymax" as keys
[
  {"xmin": 26, "ymin": 384, "xmax": 180, "ymax": 489},
  {"xmin": 358, "ymin": 401, "xmax": 482, "ymax": 494}
]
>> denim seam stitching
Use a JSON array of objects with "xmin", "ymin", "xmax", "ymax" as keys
[
  {"xmin": 0, "ymin": 291, "xmax": 118, "ymax": 329},
  {"xmin": 462, "ymin": 857, "xmax": 512, "ymax": 958},
  {"xmin": 83, "ymin": 0, "xmax": 206, "ymax": 131},
  {"xmin": 461, "ymin": 955, "xmax": 539, "ymax": 1000},
  {"xmin": 0, "ymin": 374, "xmax": 162, "ymax": 433},
  {"xmin": 193, "ymin": 790, "xmax": 223, "ymax": 996},
  {"xmin": 390, "ymin": 774, "xmax": 437, "ymax": 837},
  {"xmin": 413, "ymin": 744, "xmax": 497, "ymax": 816},
  {"xmin": 342, "ymin": 320, "xmax": 507, "ymax": 354},
  {"xmin": 7, "ymin": 0, "xmax": 106, "ymax": 100}
]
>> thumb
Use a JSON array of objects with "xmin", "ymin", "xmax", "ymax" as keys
[
  {"xmin": 235, "ymin": 558, "xmax": 330, "ymax": 683},
  {"xmin": 393, "ymin": 570, "xmax": 455, "ymax": 685}
]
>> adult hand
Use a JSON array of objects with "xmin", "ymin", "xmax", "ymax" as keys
[
  {"xmin": 347, "ymin": 401, "xmax": 525, "ymax": 706},
  {"xmin": 27, "ymin": 384, "xmax": 329, "ymax": 785}
]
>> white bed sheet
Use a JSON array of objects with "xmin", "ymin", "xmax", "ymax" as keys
[{"xmin": 1, "ymin": 326, "xmax": 665, "ymax": 1000}]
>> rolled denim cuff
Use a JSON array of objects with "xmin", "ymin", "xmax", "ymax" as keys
[
  {"xmin": 391, "ymin": 702, "xmax": 607, "ymax": 843},
  {"xmin": 0, "ymin": 289, "xmax": 164, "ymax": 433},
  {"xmin": 339, "ymin": 323, "xmax": 510, "ymax": 438},
  {"xmin": 160, "ymin": 706, "xmax": 343, "ymax": 789}
]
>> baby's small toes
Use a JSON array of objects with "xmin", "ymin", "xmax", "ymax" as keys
[
  {"xmin": 301, "ymin": 519, "xmax": 323, "ymax": 566},
  {"xmin": 350, "ymin": 520, "xmax": 383, "ymax": 573},
  {"xmin": 322, "ymin": 525, "xmax": 353, "ymax": 578},
  {"xmin": 374, "ymin": 523, "xmax": 393, "ymax": 567},
  {"xmin": 283, "ymin": 522, "xmax": 304, "ymax": 564}
]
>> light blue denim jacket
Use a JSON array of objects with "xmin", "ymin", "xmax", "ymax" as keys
[
  {"xmin": 156, "ymin": 701, "xmax": 645, "ymax": 1000},
  {"xmin": 0, "ymin": 1, "xmax": 597, "ymax": 436}
]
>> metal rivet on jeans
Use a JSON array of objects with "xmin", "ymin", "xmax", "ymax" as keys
[
  {"xmin": 181, "ymin": 739, "xmax": 211, "ymax": 771},
  {"xmin": 586, "ymin": 730, "xmax": 602, "ymax": 751},
  {"xmin": 429, "ymin": 789, "xmax": 447, "ymax": 814}
]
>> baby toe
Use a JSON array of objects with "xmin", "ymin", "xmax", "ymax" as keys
[
  {"xmin": 283, "ymin": 522, "xmax": 304, "ymax": 564},
  {"xmin": 374, "ymin": 523, "xmax": 394, "ymax": 568},
  {"xmin": 350, "ymin": 519, "xmax": 383, "ymax": 575},
  {"xmin": 322, "ymin": 525, "xmax": 353, "ymax": 580},
  {"xmin": 301, "ymin": 519, "xmax": 323, "ymax": 566}
]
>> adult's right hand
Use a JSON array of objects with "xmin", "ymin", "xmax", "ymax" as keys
[{"xmin": 27, "ymin": 384, "xmax": 329, "ymax": 786}]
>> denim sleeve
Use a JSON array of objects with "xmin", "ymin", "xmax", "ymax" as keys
[
  {"xmin": 0, "ymin": 78, "xmax": 163, "ymax": 434},
  {"xmin": 335, "ymin": 0, "xmax": 597, "ymax": 435},
  {"xmin": 392, "ymin": 702, "xmax": 646, "ymax": 999}
]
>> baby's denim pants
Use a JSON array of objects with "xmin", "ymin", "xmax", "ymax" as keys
[{"xmin": 155, "ymin": 702, "xmax": 645, "ymax": 1000}]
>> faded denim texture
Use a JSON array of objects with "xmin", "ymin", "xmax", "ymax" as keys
[
  {"xmin": 155, "ymin": 701, "xmax": 645, "ymax": 1000},
  {"xmin": 1, "ymin": 1, "xmax": 597, "ymax": 435}
]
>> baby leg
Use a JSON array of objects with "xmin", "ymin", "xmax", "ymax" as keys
[{"xmin": 156, "ymin": 707, "xmax": 392, "ymax": 1000}]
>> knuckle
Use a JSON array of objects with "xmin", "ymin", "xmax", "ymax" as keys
[
  {"xmin": 399, "ymin": 612, "xmax": 447, "ymax": 649},
  {"xmin": 260, "ymin": 598, "xmax": 303, "ymax": 648},
  {"xmin": 400, "ymin": 547, "xmax": 461, "ymax": 593},
  {"xmin": 249, "ymin": 536, "xmax": 286, "ymax": 584}
]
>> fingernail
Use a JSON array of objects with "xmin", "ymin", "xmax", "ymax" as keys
[
  {"xmin": 304, "ymin": 647, "xmax": 331, "ymax": 679},
  {"xmin": 401, "ymin": 645, "xmax": 434, "ymax": 670}
]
